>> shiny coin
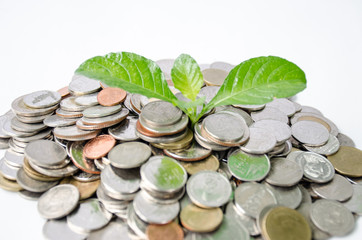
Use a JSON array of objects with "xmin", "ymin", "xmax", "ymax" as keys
[
  {"xmin": 292, "ymin": 120, "xmax": 330, "ymax": 146},
  {"xmin": 296, "ymin": 152, "xmax": 335, "ymax": 183},
  {"xmin": 337, "ymin": 133, "xmax": 355, "ymax": 147},
  {"xmin": 70, "ymin": 141, "xmax": 100, "ymax": 174},
  {"xmin": 140, "ymin": 101, "xmax": 182, "ymax": 127},
  {"xmin": 234, "ymin": 182, "xmax": 277, "ymax": 218},
  {"xmin": 43, "ymin": 219, "xmax": 87, "ymax": 240},
  {"xmin": 27, "ymin": 158, "xmax": 78, "ymax": 178},
  {"xmin": 74, "ymin": 93, "xmax": 99, "ymax": 107},
  {"xmin": 310, "ymin": 199, "xmax": 354, "ymax": 237},
  {"xmin": 253, "ymin": 119, "xmax": 291, "ymax": 144},
  {"xmin": 0, "ymin": 172, "xmax": 22, "ymax": 191},
  {"xmin": 261, "ymin": 206, "xmax": 311, "ymax": 240},
  {"xmin": 11, "ymin": 117, "xmax": 47, "ymax": 133},
  {"xmin": 18, "ymin": 189, "xmax": 43, "ymax": 201},
  {"xmin": 179, "ymin": 155, "xmax": 219, "ymax": 175},
  {"xmin": 4, "ymin": 149, "xmax": 24, "ymax": 167},
  {"xmin": 210, "ymin": 61, "xmax": 235, "ymax": 72},
  {"xmin": 57, "ymin": 86, "xmax": 70, "ymax": 98},
  {"xmin": 130, "ymin": 93, "xmax": 143, "ymax": 113},
  {"xmin": 216, "ymin": 105, "xmax": 254, "ymax": 126},
  {"xmin": 88, "ymin": 220, "xmax": 131, "ymax": 240},
  {"xmin": 11, "ymin": 96, "xmax": 58, "ymax": 117},
  {"xmin": 146, "ymin": 222, "xmax": 184, "ymax": 240},
  {"xmin": 187, "ymin": 171, "xmax": 231, "ymax": 208},
  {"xmin": 96, "ymin": 184, "xmax": 130, "ymax": 211},
  {"xmin": 311, "ymin": 174, "xmax": 353, "ymax": 202},
  {"xmin": 16, "ymin": 112, "xmax": 53, "ymax": 123},
  {"xmin": 265, "ymin": 183, "xmax": 303, "ymax": 209},
  {"xmin": 127, "ymin": 203, "xmax": 148, "ymax": 238},
  {"xmin": 225, "ymin": 201, "xmax": 259, "ymax": 236},
  {"xmin": 72, "ymin": 171, "xmax": 100, "ymax": 182},
  {"xmin": 83, "ymin": 135, "xmax": 116, "ymax": 159},
  {"xmin": 108, "ymin": 116, "xmax": 139, "ymax": 141},
  {"xmin": 0, "ymin": 157, "xmax": 19, "ymax": 180},
  {"xmin": 265, "ymin": 157, "xmax": 303, "ymax": 187},
  {"xmin": 266, "ymin": 98, "xmax": 296, "ymax": 117},
  {"xmin": 60, "ymin": 97, "xmax": 88, "ymax": 112},
  {"xmin": 133, "ymin": 190, "xmax": 180, "ymax": 224},
  {"xmin": 56, "ymin": 108, "xmax": 83, "ymax": 118},
  {"xmin": 228, "ymin": 149, "xmax": 270, "ymax": 181},
  {"xmin": 138, "ymin": 126, "xmax": 189, "ymax": 145},
  {"xmin": 164, "ymin": 141, "xmax": 212, "ymax": 161},
  {"xmin": 180, "ymin": 204, "xmax": 223, "ymax": 233},
  {"xmin": 140, "ymin": 156, "xmax": 187, "ymax": 193},
  {"xmin": 43, "ymin": 114, "xmax": 78, "ymax": 127},
  {"xmin": 234, "ymin": 103, "xmax": 266, "ymax": 111},
  {"xmin": 108, "ymin": 142, "xmax": 151, "ymax": 169},
  {"xmin": 202, "ymin": 68, "xmax": 228, "ymax": 86},
  {"xmin": 2, "ymin": 118, "xmax": 40, "ymax": 138},
  {"xmin": 54, "ymin": 125, "xmax": 101, "ymax": 141},
  {"xmin": 291, "ymin": 112, "xmax": 339, "ymax": 137},
  {"xmin": 304, "ymin": 134, "xmax": 340, "ymax": 155},
  {"xmin": 139, "ymin": 114, "xmax": 189, "ymax": 136},
  {"xmin": 97, "ymin": 87, "xmax": 127, "ymax": 106},
  {"xmin": 81, "ymin": 108, "xmax": 128, "ymax": 125},
  {"xmin": 67, "ymin": 198, "xmax": 112, "ymax": 234},
  {"xmin": 23, "ymin": 158, "xmax": 62, "ymax": 182},
  {"xmin": 37, "ymin": 184, "xmax": 80, "ymax": 219},
  {"xmin": 68, "ymin": 75, "xmax": 101, "ymax": 96},
  {"xmin": 251, "ymin": 106, "xmax": 288, "ymax": 124},
  {"xmin": 23, "ymin": 90, "xmax": 61, "ymax": 109},
  {"xmin": 240, "ymin": 127, "xmax": 277, "ymax": 154},
  {"xmin": 343, "ymin": 184, "xmax": 362, "ymax": 215},
  {"xmin": 83, "ymin": 104, "xmax": 122, "ymax": 118},
  {"xmin": 13, "ymin": 128, "xmax": 52, "ymax": 143},
  {"xmin": 0, "ymin": 111, "xmax": 13, "ymax": 138},
  {"xmin": 60, "ymin": 177, "xmax": 100, "ymax": 200},
  {"xmin": 25, "ymin": 140, "xmax": 67, "ymax": 168},
  {"xmin": 327, "ymin": 146, "xmax": 362, "ymax": 177},
  {"xmin": 194, "ymin": 123, "xmax": 230, "ymax": 151},
  {"xmin": 16, "ymin": 167, "xmax": 58, "ymax": 192}
]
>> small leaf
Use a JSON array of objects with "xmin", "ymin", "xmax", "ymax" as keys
[
  {"xmin": 202, "ymin": 56, "xmax": 307, "ymax": 114},
  {"xmin": 171, "ymin": 54, "xmax": 204, "ymax": 101},
  {"xmin": 75, "ymin": 52, "xmax": 178, "ymax": 104}
]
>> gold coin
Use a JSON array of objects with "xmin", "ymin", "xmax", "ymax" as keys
[
  {"xmin": 180, "ymin": 204, "xmax": 223, "ymax": 233},
  {"xmin": 262, "ymin": 206, "xmax": 311, "ymax": 240},
  {"xmin": 60, "ymin": 177, "xmax": 100, "ymax": 200},
  {"xmin": 328, "ymin": 146, "xmax": 362, "ymax": 177},
  {"xmin": 152, "ymin": 129, "xmax": 193, "ymax": 150},
  {"xmin": 0, "ymin": 173, "xmax": 22, "ymax": 192},
  {"xmin": 23, "ymin": 158, "xmax": 62, "ymax": 182},
  {"xmin": 179, "ymin": 155, "xmax": 220, "ymax": 175}
]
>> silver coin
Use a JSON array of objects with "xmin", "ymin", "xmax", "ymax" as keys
[
  {"xmin": 198, "ymin": 86, "xmax": 220, "ymax": 104},
  {"xmin": 87, "ymin": 220, "xmax": 131, "ymax": 240},
  {"xmin": 140, "ymin": 182, "xmax": 185, "ymax": 203},
  {"xmin": 265, "ymin": 157, "xmax": 303, "ymax": 187},
  {"xmin": 272, "ymin": 140, "xmax": 292, "ymax": 157},
  {"xmin": 13, "ymin": 128, "xmax": 52, "ymax": 142},
  {"xmin": 295, "ymin": 152, "xmax": 335, "ymax": 183},
  {"xmin": 4, "ymin": 149, "xmax": 24, "ymax": 167},
  {"xmin": 67, "ymin": 198, "xmax": 112, "ymax": 234},
  {"xmin": 94, "ymin": 159, "xmax": 105, "ymax": 171},
  {"xmin": 264, "ymin": 183, "xmax": 303, "ymax": 209},
  {"xmin": 72, "ymin": 171, "xmax": 100, "ymax": 182},
  {"xmin": 267, "ymin": 142, "xmax": 286, "ymax": 156},
  {"xmin": 234, "ymin": 182, "xmax": 277, "ymax": 218},
  {"xmin": 186, "ymin": 171, "xmax": 231, "ymax": 208},
  {"xmin": 11, "ymin": 96, "xmax": 58, "ymax": 117},
  {"xmin": 343, "ymin": 184, "xmax": 362, "ymax": 215},
  {"xmin": 304, "ymin": 134, "xmax": 340, "ymax": 156},
  {"xmin": 18, "ymin": 190, "xmax": 43, "ymax": 201},
  {"xmin": 16, "ymin": 112, "xmax": 53, "ymax": 124},
  {"xmin": 194, "ymin": 124, "xmax": 230, "ymax": 151},
  {"xmin": 2, "ymin": 118, "xmax": 40, "ymax": 138},
  {"xmin": 234, "ymin": 103, "xmax": 266, "ymax": 111},
  {"xmin": 266, "ymin": 98, "xmax": 296, "ymax": 117},
  {"xmin": 140, "ymin": 156, "xmax": 187, "ymax": 193},
  {"xmin": 256, "ymin": 204, "xmax": 280, "ymax": 236},
  {"xmin": 127, "ymin": 203, "xmax": 148, "ymax": 239},
  {"xmin": 215, "ymin": 106, "xmax": 253, "ymax": 126},
  {"xmin": 0, "ymin": 137, "xmax": 9, "ymax": 149},
  {"xmin": 310, "ymin": 199, "xmax": 354, "ymax": 237},
  {"xmin": 139, "ymin": 113, "xmax": 189, "ymax": 135},
  {"xmin": 56, "ymin": 108, "xmax": 83, "ymax": 118},
  {"xmin": 210, "ymin": 61, "xmax": 235, "ymax": 72},
  {"xmin": 16, "ymin": 167, "xmax": 59, "ymax": 192},
  {"xmin": 293, "ymin": 101, "xmax": 302, "ymax": 112},
  {"xmin": 96, "ymin": 185, "xmax": 130, "ymax": 211},
  {"xmin": 83, "ymin": 104, "xmax": 122, "ymax": 118},
  {"xmin": 60, "ymin": 97, "xmax": 88, "ymax": 112},
  {"xmin": 108, "ymin": 116, "xmax": 139, "ymax": 141},
  {"xmin": 0, "ymin": 111, "xmax": 14, "ymax": 138},
  {"xmin": 137, "ymin": 127, "xmax": 188, "ymax": 144},
  {"xmin": 240, "ymin": 127, "xmax": 276, "ymax": 154},
  {"xmin": 108, "ymin": 142, "xmax": 151, "ymax": 169},
  {"xmin": 43, "ymin": 114, "xmax": 79, "ymax": 127},
  {"xmin": 69, "ymin": 75, "xmax": 101, "ymax": 96},
  {"xmin": 8, "ymin": 139, "xmax": 25, "ymax": 153},
  {"xmin": 11, "ymin": 117, "xmax": 47, "ymax": 133},
  {"xmin": 202, "ymin": 68, "xmax": 228, "ymax": 86},
  {"xmin": 82, "ymin": 108, "xmax": 129, "ymax": 125},
  {"xmin": 225, "ymin": 201, "xmax": 260, "ymax": 236},
  {"xmin": 164, "ymin": 141, "xmax": 212, "ymax": 161},
  {"xmin": 218, "ymin": 161, "xmax": 233, "ymax": 180},
  {"xmin": 337, "ymin": 132, "xmax": 355, "ymax": 147},
  {"xmin": 301, "ymin": 105, "xmax": 323, "ymax": 115},
  {"xmin": 43, "ymin": 219, "xmax": 87, "ymax": 240},
  {"xmin": 0, "ymin": 157, "xmax": 19, "ymax": 181},
  {"xmin": 25, "ymin": 140, "xmax": 67, "ymax": 168},
  {"xmin": 123, "ymin": 93, "xmax": 134, "ymax": 113},
  {"xmin": 23, "ymin": 90, "xmax": 61, "ymax": 109},
  {"xmin": 250, "ymin": 106, "xmax": 288, "ymax": 123},
  {"xmin": 140, "ymin": 101, "xmax": 182, "ymax": 127},
  {"xmin": 74, "ymin": 93, "xmax": 99, "ymax": 107},
  {"xmin": 133, "ymin": 190, "xmax": 180, "ymax": 224},
  {"xmin": 130, "ymin": 94, "xmax": 143, "ymax": 113},
  {"xmin": 298, "ymin": 184, "xmax": 312, "ymax": 205},
  {"xmin": 38, "ymin": 184, "xmax": 80, "ymax": 219},
  {"xmin": 53, "ymin": 125, "xmax": 100, "ymax": 141},
  {"xmin": 28, "ymin": 159, "xmax": 78, "ymax": 178},
  {"xmin": 311, "ymin": 174, "xmax": 353, "ymax": 202},
  {"xmin": 252, "ymin": 119, "xmax": 291, "ymax": 144},
  {"xmin": 292, "ymin": 120, "xmax": 329, "ymax": 146}
]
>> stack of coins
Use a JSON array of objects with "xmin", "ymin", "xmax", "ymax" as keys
[{"xmin": 0, "ymin": 59, "xmax": 362, "ymax": 240}]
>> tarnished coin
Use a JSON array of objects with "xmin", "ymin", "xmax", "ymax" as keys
[
  {"xmin": 251, "ymin": 106, "xmax": 288, "ymax": 124},
  {"xmin": 60, "ymin": 97, "xmax": 88, "ymax": 112},
  {"xmin": 83, "ymin": 104, "xmax": 122, "ymax": 118},
  {"xmin": 265, "ymin": 183, "xmax": 303, "ymax": 209},
  {"xmin": 0, "ymin": 172, "xmax": 22, "ymax": 192},
  {"xmin": 327, "ymin": 146, "xmax": 362, "ymax": 177},
  {"xmin": 180, "ymin": 204, "xmax": 223, "ymax": 233},
  {"xmin": 310, "ymin": 199, "xmax": 354, "ymax": 237},
  {"xmin": 108, "ymin": 142, "xmax": 151, "ymax": 169},
  {"xmin": 179, "ymin": 155, "xmax": 220, "ymax": 175},
  {"xmin": 141, "ymin": 101, "xmax": 182, "ymax": 127},
  {"xmin": 108, "ymin": 116, "xmax": 139, "ymax": 141},
  {"xmin": 295, "ymin": 152, "xmax": 335, "ymax": 183},
  {"xmin": 265, "ymin": 157, "xmax": 303, "ymax": 187},
  {"xmin": 311, "ymin": 174, "xmax": 353, "ymax": 202},
  {"xmin": 292, "ymin": 121, "xmax": 330, "ymax": 146},
  {"xmin": 164, "ymin": 141, "xmax": 212, "ymax": 161},
  {"xmin": 228, "ymin": 149, "xmax": 270, "ymax": 182},
  {"xmin": 67, "ymin": 198, "xmax": 112, "ymax": 234},
  {"xmin": 253, "ymin": 119, "xmax": 291, "ymax": 144},
  {"xmin": 202, "ymin": 68, "xmax": 228, "ymax": 86},
  {"xmin": 240, "ymin": 127, "xmax": 277, "ymax": 154},
  {"xmin": 74, "ymin": 93, "xmax": 99, "ymax": 107},
  {"xmin": 133, "ymin": 190, "xmax": 180, "ymax": 224},
  {"xmin": 43, "ymin": 219, "xmax": 87, "ymax": 240},
  {"xmin": 4, "ymin": 149, "xmax": 24, "ymax": 167},
  {"xmin": 83, "ymin": 135, "xmax": 116, "ymax": 159},
  {"xmin": 25, "ymin": 140, "xmax": 67, "ymax": 168},
  {"xmin": 0, "ymin": 157, "xmax": 19, "ymax": 180},
  {"xmin": 37, "ymin": 184, "xmax": 80, "ymax": 219},
  {"xmin": 12, "ymin": 96, "xmax": 58, "ymax": 117},
  {"xmin": 343, "ymin": 184, "xmax": 362, "ymax": 215},
  {"xmin": 69, "ymin": 75, "xmax": 101, "ymax": 96},
  {"xmin": 337, "ymin": 133, "xmax": 355, "ymax": 147},
  {"xmin": 88, "ymin": 220, "xmax": 131, "ymax": 240},
  {"xmin": 43, "ymin": 114, "xmax": 78, "ymax": 127},
  {"xmin": 60, "ymin": 177, "xmax": 100, "ymax": 200},
  {"xmin": 304, "ymin": 134, "xmax": 340, "ymax": 156},
  {"xmin": 16, "ymin": 168, "xmax": 58, "ymax": 193},
  {"xmin": 146, "ymin": 222, "xmax": 184, "ymax": 240},
  {"xmin": 266, "ymin": 98, "xmax": 296, "ymax": 117},
  {"xmin": 187, "ymin": 171, "xmax": 231, "ymax": 208},
  {"xmin": 234, "ymin": 182, "xmax": 277, "ymax": 218},
  {"xmin": 70, "ymin": 141, "xmax": 101, "ymax": 174},
  {"xmin": 11, "ymin": 117, "xmax": 47, "ymax": 133},
  {"xmin": 23, "ymin": 90, "xmax": 61, "ymax": 109}
]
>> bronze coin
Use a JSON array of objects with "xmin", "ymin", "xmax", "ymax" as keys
[
  {"xmin": 97, "ymin": 87, "xmax": 127, "ymax": 106},
  {"xmin": 328, "ymin": 146, "xmax": 362, "ymax": 177},
  {"xmin": 83, "ymin": 135, "xmax": 116, "ymax": 159},
  {"xmin": 70, "ymin": 141, "xmax": 101, "ymax": 174},
  {"xmin": 57, "ymin": 86, "xmax": 70, "ymax": 98},
  {"xmin": 146, "ymin": 222, "xmax": 184, "ymax": 240}
]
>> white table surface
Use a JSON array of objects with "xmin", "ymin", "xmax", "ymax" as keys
[{"xmin": 0, "ymin": 0, "xmax": 361, "ymax": 239}]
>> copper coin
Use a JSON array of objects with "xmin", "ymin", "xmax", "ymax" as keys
[
  {"xmin": 70, "ymin": 141, "xmax": 101, "ymax": 174},
  {"xmin": 83, "ymin": 135, "xmax": 116, "ymax": 159},
  {"xmin": 146, "ymin": 222, "xmax": 184, "ymax": 240},
  {"xmin": 97, "ymin": 87, "xmax": 127, "ymax": 106},
  {"xmin": 57, "ymin": 86, "xmax": 70, "ymax": 98}
]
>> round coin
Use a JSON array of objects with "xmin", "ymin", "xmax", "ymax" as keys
[
  {"xmin": 311, "ymin": 174, "xmax": 353, "ymax": 201},
  {"xmin": 164, "ymin": 141, "xmax": 212, "ymax": 161},
  {"xmin": 240, "ymin": 127, "xmax": 277, "ymax": 154},
  {"xmin": 292, "ymin": 121, "xmax": 329, "ymax": 146},
  {"xmin": 343, "ymin": 184, "xmax": 362, "ymax": 215},
  {"xmin": 60, "ymin": 177, "xmax": 100, "ymax": 200},
  {"xmin": 0, "ymin": 157, "xmax": 19, "ymax": 181},
  {"xmin": 251, "ymin": 106, "xmax": 289, "ymax": 124},
  {"xmin": 327, "ymin": 146, "xmax": 362, "ymax": 177},
  {"xmin": 266, "ymin": 98, "xmax": 296, "ymax": 117},
  {"xmin": 108, "ymin": 116, "xmax": 139, "ymax": 141},
  {"xmin": 140, "ymin": 101, "xmax": 182, "ymax": 127},
  {"xmin": 265, "ymin": 157, "xmax": 303, "ymax": 187},
  {"xmin": 43, "ymin": 219, "xmax": 87, "ymax": 240},
  {"xmin": 60, "ymin": 97, "xmax": 88, "ymax": 112},
  {"xmin": 146, "ymin": 222, "xmax": 184, "ymax": 240},
  {"xmin": 97, "ymin": 87, "xmax": 127, "ymax": 106},
  {"xmin": 108, "ymin": 142, "xmax": 151, "ymax": 169},
  {"xmin": 74, "ymin": 93, "xmax": 99, "ymax": 107},
  {"xmin": 337, "ymin": 133, "xmax": 355, "ymax": 147},
  {"xmin": 25, "ymin": 140, "xmax": 67, "ymax": 168},
  {"xmin": 265, "ymin": 183, "xmax": 303, "ymax": 209},
  {"xmin": 87, "ymin": 220, "xmax": 131, "ymax": 240},
  {"xmin": 16, "ymin": 168, "xmax": 59, "ymax": 193},
  {"xmin": 202, "ymin": 68, "xmax": 228, "ymax": 86},
  {"xmin": 12, "ymin": 96, "xmax": 58, "ymax": 117},
  {"xmin": 4, "ymin": 149, "xmax": 24, "ymax": 167},
  {"xmin": 83, "ymin": 104, "xmax": 122, "ymax": 118},
  {"xmin": 83, "ymin": 135, "xmax": 116, "ymax": 159},
  {"xmin": 11, "ymin": 117, "xmax": 47, "ymax": 133},
  {"xmin": 69, "ymin": 75, "xmax": 101, "ymax": 96},
  {"xmin": 0, "ymin": 173, "xmax": 22, "ymax": 192},
  {"xmin": 252, "ymin": 119, "xmax": 291, "ymax": 144},
  {"xmin": 179, "ymin": 155, "xmax": 219, "ymax": 175},
  {"xmin": 43, "ymin": 114, "xmax": 78, "ymax": 127},
  {"xmin": 70, "ymin": 141, "xmax": 101, "ymax": 174},
  {"xmin": 53, "ymin": 125, "xmax": 101, "ymax": 141},
  {"xmin": 23, "ymin": 90, "xmax": 61, "ymax": 109},
  {"xmin": 304, "ymin": 134, "xmax": 340, "ymax": 156}
]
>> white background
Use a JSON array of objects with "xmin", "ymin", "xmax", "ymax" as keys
[{"xmin": 0, "ymin": 0, "xmax": 362, "ymax": 239}]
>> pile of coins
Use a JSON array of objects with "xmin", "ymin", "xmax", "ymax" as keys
[{"xmin": 0, "ymin": 59, "xmax": 361, "ymax": 240}]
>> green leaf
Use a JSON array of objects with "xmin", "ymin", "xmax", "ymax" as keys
[
  {"xmin": 171, "ymin": 54, "xmax": 204, "ymax": 101},
  {"xmin": 75, "ymin": 52, "xmax": 178, "ymax": 104},
  {"xmin": 201, "ymin": 56, "xmax": 307, "ymax": 114}
]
